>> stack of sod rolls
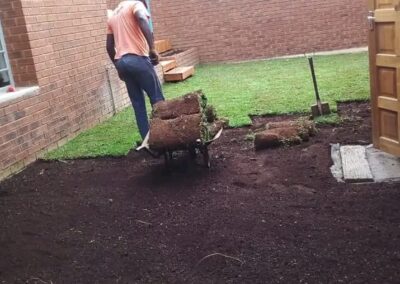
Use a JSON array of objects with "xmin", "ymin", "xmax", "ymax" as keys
[{"xmin": 149, "ymin": 91, "xmax": 227, "ymax": 150}]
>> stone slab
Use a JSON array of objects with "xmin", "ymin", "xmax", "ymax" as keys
[
  {"xmin": 366, "ymin": 145, "xmax": 400, "ymax": 183},
  {"xmin": 340, "ymin": 145, "xmax": 374, "ymax": 183},
  {"xmin": 330, "ymin": 143, "xmax": 344, "ymax": 183}
]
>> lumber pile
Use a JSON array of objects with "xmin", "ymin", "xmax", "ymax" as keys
[
  {"xmin": 149, "ymin": 91, "xmax": 227, "ymax": 150},
  {"xmin": 254, "ymin": 119, "xmax": 316, "ymax": 150}
]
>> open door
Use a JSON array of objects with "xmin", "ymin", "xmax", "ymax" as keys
[{"xmin": 369, "ymin": 0, "xmax": 400, "ymax": 156}]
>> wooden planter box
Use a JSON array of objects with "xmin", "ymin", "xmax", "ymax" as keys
[{"xmin": 161, "ymin": 48, "xmax": 200, "ymax": 67}]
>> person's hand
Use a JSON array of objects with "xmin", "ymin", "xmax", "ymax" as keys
[{"xmin": 149, "ymin": 49, "xmax": 160, "ymax": 65}]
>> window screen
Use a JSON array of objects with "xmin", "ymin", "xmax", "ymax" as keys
[{"xmin": 0, "ymin": 19, "xmax": 14, "ymax": 91}]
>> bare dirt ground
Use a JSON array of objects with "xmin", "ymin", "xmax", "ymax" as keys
[{"xmin": 1, "ymin": 102, "xmax": 399, "ymax": 284}]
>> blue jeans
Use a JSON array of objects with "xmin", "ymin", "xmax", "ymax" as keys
[{"xmin": 116, "ymin": 54, "xmax": 164, "ymax": 139}]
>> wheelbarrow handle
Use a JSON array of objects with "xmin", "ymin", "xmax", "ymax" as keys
[{"xmin": 205, "ymin": 128, "xmax": 223, "ymax": 146}]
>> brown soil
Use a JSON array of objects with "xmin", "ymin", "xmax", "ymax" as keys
[{"xmin": 1, "ymin": 102, "xmax": 400, "ymax": 283}]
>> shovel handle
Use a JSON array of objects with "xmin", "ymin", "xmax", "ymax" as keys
[{"xmin": 308, "ymin": 57, "xmax": 321, "ymax": 102}]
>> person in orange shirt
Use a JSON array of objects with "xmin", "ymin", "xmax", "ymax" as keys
[{"xmin": 106, "ymin": 0, "xmax": 164, "ymax": 141}]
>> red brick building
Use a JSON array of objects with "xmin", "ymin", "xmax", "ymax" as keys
[
  {"xmin": 0, "ymin": 0, "xmax": 367, "ymax": 180},
  {"xmin": 152, "ymin": 0, "xmax": 368, "ymax": 62}
]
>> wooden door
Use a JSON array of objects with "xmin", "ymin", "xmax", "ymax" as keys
[{"xmin": 369, "ymin": 0, "xmax": 400, "ymax": 156}]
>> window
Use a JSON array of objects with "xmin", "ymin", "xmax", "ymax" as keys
[{"xmin": 0, "ymin": 19, "xmax": 13, "ymax": 91}]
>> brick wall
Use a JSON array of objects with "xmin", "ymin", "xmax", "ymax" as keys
[
  {"xmin": 107, "ymin": 0, "xmax": 119, "ymax": 9},
  {"xmin": 0, "ymin": 0, "xmax": 133, "ymax": 180},
  {"xmin": 0, "ymin": 0, "xmax": 37, "ymax": 86},
  {"xmin": 151, "ymin": 0, "xmax": 368, "ymax": 63}
]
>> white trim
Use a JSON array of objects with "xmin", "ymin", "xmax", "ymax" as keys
[
  {"xmin": 281, "ymin": 47, "xmax": 368, "ymax": 60},
  {"xmin": 229, "ymin": 47, "xmax": 369, "ymax": 65},
  {"xmin": 0, "ymin": 86, "xmax": 39, "ymax": 105}
]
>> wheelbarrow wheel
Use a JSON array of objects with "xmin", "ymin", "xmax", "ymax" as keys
[{"xmin": 189, "ymin": 146, "xmax": 197, "ymax": 160}]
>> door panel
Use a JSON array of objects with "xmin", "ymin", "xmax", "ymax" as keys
[
  {"xmin": 369, "ymin": 0, "xmax": 400, "ymax": 156},
  {"xmin": 380, "ymin": 110, "xmax": 398, "ymax": 140},
  {"xmin": 378, "ymin": 67, "xmax": 397, "ymax": 98},
  {"xmin": 377, "ymin": 24, "xmax": 395, "ymax": 54},
  {"xmin": 375, "ymin": 0, "xmax": 395, "ymax": 9}
]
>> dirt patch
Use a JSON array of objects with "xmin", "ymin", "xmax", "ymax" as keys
[{"xmin": 1, "ymin": 102, "xmax": 400, "ymax": 283}]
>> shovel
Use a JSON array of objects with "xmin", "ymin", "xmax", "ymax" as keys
[{"xmin": 307, "ymin": 56, "xmax": 331, "ymax": 118}]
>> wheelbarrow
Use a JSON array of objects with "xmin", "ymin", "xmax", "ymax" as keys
[{"xmin": 136, "ymin": 128, "xmax": 223, "ymax": 168}]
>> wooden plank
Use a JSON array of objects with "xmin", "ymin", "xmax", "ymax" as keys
[
  {"xmin": 164, "ymin": 66, "xmax": 195, "ymax": 82},
  {"xmin": 340, "ymin": 146, "xmax": 374, "ymax": 183},
  {"xmin": 369, "ymin": 0, "xmax": 380, "ymax": 149},
  {"xmin": 160, "ymin": 60, "xmax": 177, "ymax": 73},
  {"xmin": 155, "ymin": 40, "xmax": 172, "ymax": 54}
]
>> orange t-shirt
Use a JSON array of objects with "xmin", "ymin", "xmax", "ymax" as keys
[{"xmin": 107, "ymin": 1, "xmax": 150, "ymax": 59}]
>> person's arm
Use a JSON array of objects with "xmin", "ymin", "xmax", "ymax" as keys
[
  {"xmin": 134, "ymin": 8, "xmax": 159, "ymax": 64},
  {"xmin": 106, "ymin": 30, "xmax": 124, "ymax": 80},
  {"xmin": 106, "ymin": 34, "xmax": 116, "ymax": 64}
]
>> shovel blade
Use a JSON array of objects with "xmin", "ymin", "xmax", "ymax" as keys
[{"xmin": 311, "ymin": 102, "xmax": 331, "ymax": 118}]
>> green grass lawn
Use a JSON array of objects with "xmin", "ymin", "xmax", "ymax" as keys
[{"xmin": 45, "ymin": 52, "xmax": 370, "ymax": 160}]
